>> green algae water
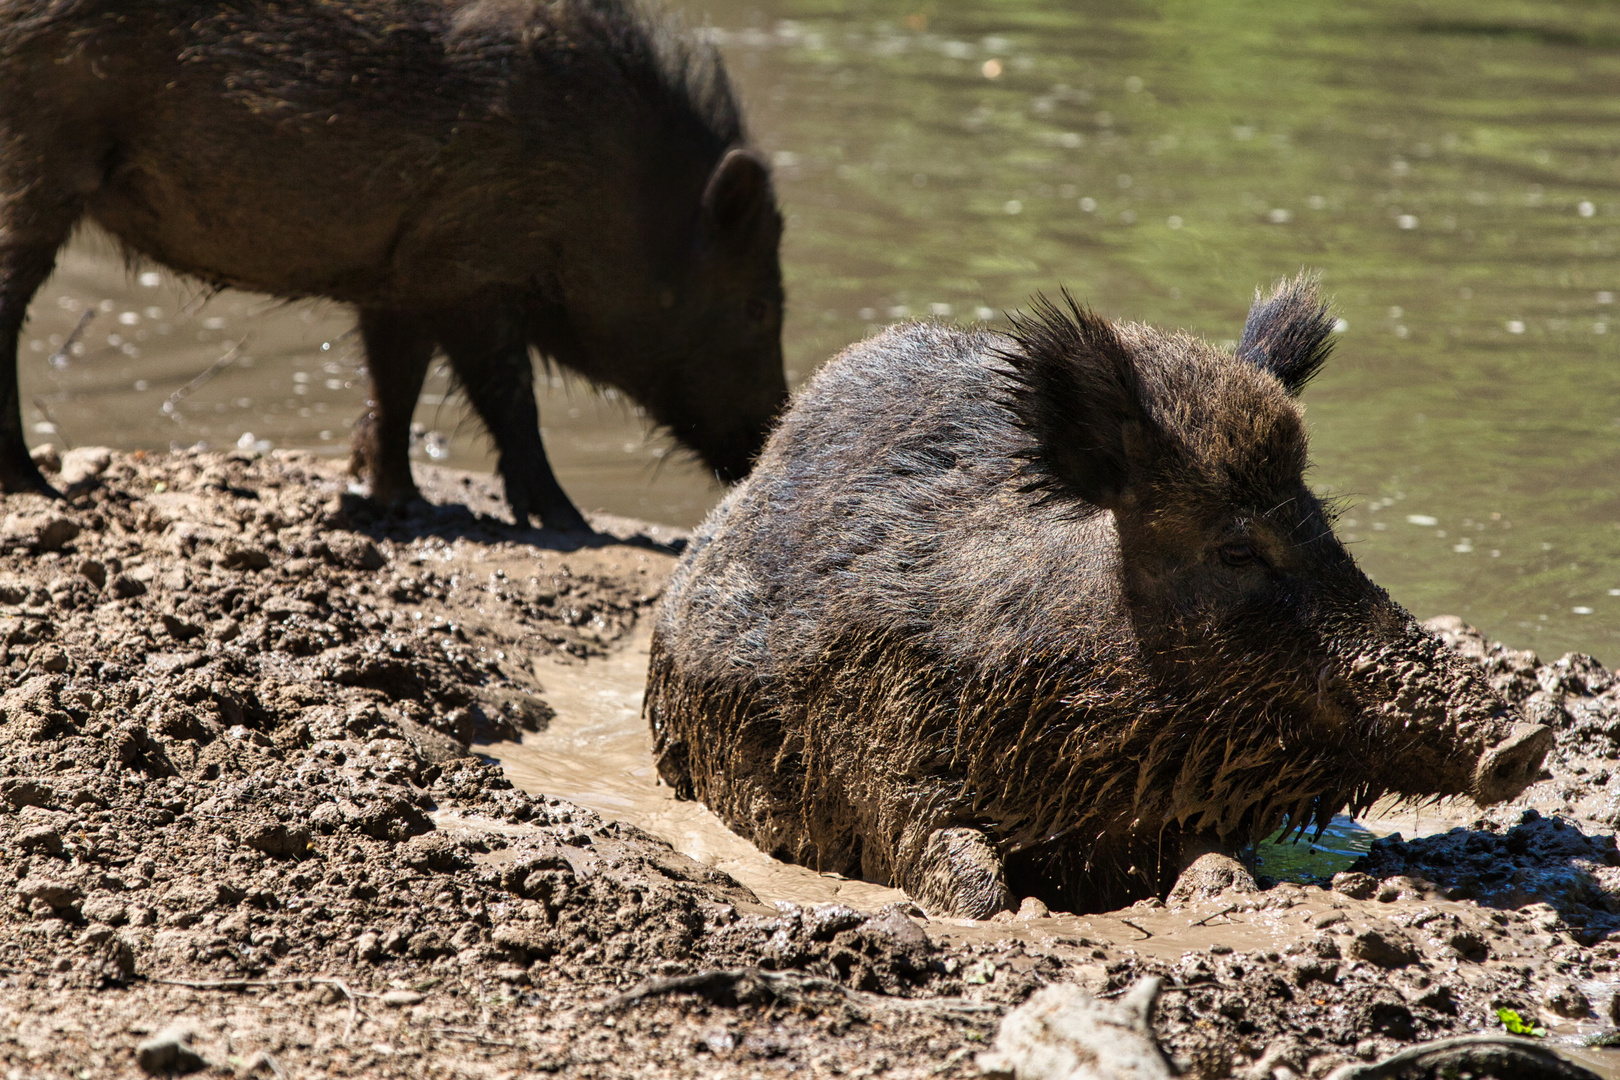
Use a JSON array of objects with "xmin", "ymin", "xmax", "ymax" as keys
[{"xmin": 17, "ymin": 0, "xmax": 1620, "ymax": 661}]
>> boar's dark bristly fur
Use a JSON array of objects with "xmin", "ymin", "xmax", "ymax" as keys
[
  {"xmin": 645, "ymin": 275, "xmax": 1550, "ymax": 919},
  {"xmin": 0, "ymin": 0, "xmax": 787, "ymax": 530}
]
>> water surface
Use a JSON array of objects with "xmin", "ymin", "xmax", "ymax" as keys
[{"xmin": 17, "ymin": 0, "xmax": 1620, "ymax": 660}]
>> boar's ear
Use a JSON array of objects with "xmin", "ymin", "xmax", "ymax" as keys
[
  {"xmin": 1000, "ymin": 290, "xmax": 1161, "ymax": 511},
  {"xmin": 1235, "ymin": 274, "xmax": 1337, "ymax": 395},
  {"xmin": 701, "ymin": 148, "xmax": 776, "ymax": 240}
]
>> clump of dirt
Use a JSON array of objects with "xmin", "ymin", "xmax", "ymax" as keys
[{"xmin": 0, "ymin": 448, "xmax": 1613, "ymax": 1079}]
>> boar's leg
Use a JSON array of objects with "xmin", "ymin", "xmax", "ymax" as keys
[
  {"xmin": 352, "ymin": 309, "xmax": 435, "ymax": 511},
  {"xmin": 0, "ymin": 244, "xmax": 62, "ymax": 495},
  {"xmin": 910, "ymin": 827, "xmax": 1013, "ymax": 919},
  {"xmin": 437, "ymin": 314, "xmax": 589, "ymax": 533},
  {"xmin": 0, "ymin": 188, "xmax": 80, "ymax": 495}
]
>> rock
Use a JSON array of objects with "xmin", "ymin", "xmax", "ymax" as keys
[
  {"xmin": 108, "ymin": 573, "xmax": 147, "ymax": 599},
  {"xmin": 219, "ymin": 544, "xmax": 271, "ymax": 571},
  {"xmin": 355, "ymin": 931, "xmax": 383, "ymax": 963},
  {"xmin": 240, "ymin": 821, "xmax": 312, "ymax": 859},
  {"xmin": 1017, "ymin": 895, "xmax": 1050, "ymax": 919},
  {"xmin": 17, "ymin": 823, "xmax": 63, "ymax": 854},
  {"xmin": 326, "ymin": 534, "xmax": 387, "ymax": 570},
  {"xmin": 1168, "ymin": 852, "xmax": 1257, "ymax": 902},
  {"xmin": 1331, "ymin": 871, "xmax": 1377, "ymax": 900},
  {"xmin": 159, "ymin": 613, "xmax": 205, "ymax": 642},
  {"xmin": 1346, "ymin": 927, "xmax": 1420, "ymax": 968},
  {"xmin": 16, "ymin": 876, "xmax": 82, "ymax": 912},
  {"xmin": 81, "ymin": 896, "xmax": 128, "ymax": 926},
  {"xmin": 33, "ymin": 644, "xmax": 69, "ymax": 673},
  {"xmin": 30, "ymin": 443, "xmax": 60, "ymax": 473},
  {"xmin": 978, "ymin": 977, "xmax": 1174, "ymax": 1080},
  {"xmin": 136, "ymin": 1023, "xmax": 206, "ymax": 1076},
  {"xmin": 1543, "ymin": 982, "xmax": 1590, "ymax": 1018},
  {"xmin": 2, "ymin": 512, "xmax": 79, "ymax": 553},
  {"xmin": 77, "ymin": 559, "xmax": 107, "ymax": 589},
  {"xmin": 58, "ymin": 446, "xmax": 113, "ymax": 488},
  {"xmin": 263, "ymin": 596, "xmax": 318, "ymax": 621}
]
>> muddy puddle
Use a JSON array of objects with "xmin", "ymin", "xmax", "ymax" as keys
[{"xmin": 484, "ymin": 628, "xmax": 909, "ymax": 910}]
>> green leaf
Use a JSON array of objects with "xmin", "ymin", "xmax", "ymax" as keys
[{"xmin": 1496, "ymin": 1008, "xmax": 1547, "ymax": 1038}]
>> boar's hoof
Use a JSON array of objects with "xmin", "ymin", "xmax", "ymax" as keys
[
  {"xmin": 1167, "ymin": 852, "xmax": 1257, "ymax": 904},
  {"xmin": 1472, "ymin": 723, "xmax": 1553, "ymax": 806},
  {"xmin": 914, "ymin": 827, "xmax": 1012, "ymax": 919}
]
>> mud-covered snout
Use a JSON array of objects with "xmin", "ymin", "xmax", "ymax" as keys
[{"xmin": 1472, "ymin": 721, "xmax": 1552, "ymax": 805}]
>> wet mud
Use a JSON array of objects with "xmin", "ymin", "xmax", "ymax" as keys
[{"xmin": 0, "ymin": 448, "xmax": 1613, "ymax": 1078}]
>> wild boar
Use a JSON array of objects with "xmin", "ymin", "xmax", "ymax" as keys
[
  {"xmin": 0, "ymin": 0, "xmax": 787, "ymax": 531},
  {"xmin": 645, "ymin": 276, "xmax": 1551, "ymax": 918}
]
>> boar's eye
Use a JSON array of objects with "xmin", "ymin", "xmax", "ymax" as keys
[
  {"xmin": 745, "ymin": 297, "xmax": 771, "ymax": 322},
  {"xmin": 1218, "ymin": 542, "xmax": 1260, "ymax": 568}
]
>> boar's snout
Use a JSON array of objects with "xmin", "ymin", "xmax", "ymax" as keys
[{"xmin": 1472, "ymin": 721, "xmax": 1552, "ymax": 805}]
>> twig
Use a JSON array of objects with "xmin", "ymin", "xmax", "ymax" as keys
[
  {"xmin": 430, "ymin": 1027, "xmax": 523, "ymax": 1049},
  {"xmin": 1117, "ymin": 918, "xmax": 1153, "ymax": 940},
  {"xmin": 161, "ymin": 336, "xmax": 249, "ymax": 420},
  {"xmin": 148, "ymin": 974, "xmax": 370, "ymax": 1040},
  {"xmin": 1190, "ymin": 904, "xmax": 1237, "ymax": 927},
  {"xmin": 47, "ymin": 308, "xmax": 94, "ymax": 369}
]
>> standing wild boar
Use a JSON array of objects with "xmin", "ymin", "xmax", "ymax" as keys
[
  {"xmin": 645, "ymin": 277, "xmax": 1551, "ymax": 918},
  {"xmin": 0, "ymin": 0, "xmax": 786, "ymax": 530}
]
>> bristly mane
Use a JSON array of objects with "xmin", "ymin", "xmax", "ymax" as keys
[{"xmin": 589, "ymin": 0, "xmax": 748, "ymax": 151}]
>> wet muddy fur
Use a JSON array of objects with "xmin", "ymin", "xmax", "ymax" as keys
[
  {"xmin": 646, "ymin": 276, "xmax": 1550, "ymax": 919},
  {"xmin": 0, "ymin": 0, "xmax": 787, "ymax": 529}
]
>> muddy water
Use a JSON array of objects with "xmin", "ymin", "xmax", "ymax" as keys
[
  {"xmin": 486, "ymin": 627, "xmax": 908, "ymax": 910},
  {"xmin": 17, "ymin": 0, "xmax": 1620, "ymax": 663}
]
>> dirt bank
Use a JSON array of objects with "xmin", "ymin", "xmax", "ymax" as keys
[{"xmin": 0, "ymin": 447, "xmax": 1614, "ymax": 1079}]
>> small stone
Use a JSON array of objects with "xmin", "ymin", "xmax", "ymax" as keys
[
  {"xmin": 32, "ymin": 645, "xmax": 68, "ymax": 673},
  {"xmin": 16, "ymin": 876, "xmax": 82, "ymax": 912},
  {"xmin": 1312, "ymin": 910, "xmax": 1346, "ymax": 929},
  {"xmin": 380, "ymin": 989, "xmax": 424, "ymax": 1007},
  {"xmin": 219, "ymin": 544, "xmax": 271, "ymax": 571},
  {"xmin": 263, "ymin": 596, "xmax": 317, "ymax": 621},
  {"xmin": 1544, "ymin": 982, "xmax": 1591, "ymax": 1018},
  {"xmin": 160, "ymin": 613, "xmax": 204, "ymax": 642},
  {"xmin": 108, "ymin": 573, "xmax": 147, "ymax": 599},
  {"xmin": 30, "ymin": 443, "xmax": 61, "ymax": 473},
  {"xmin": 355, "ymin": 931, "xmax": 382, "ymax": 962},
  {"xmin": 16, "ymin": 823, "xmax": 62, "ymax": 855},
  {"xmin": 979, "ymin": 978, "xmax": 1174, "ymax": 1080},
  {"xmin": 1346, "ymin": 927, "xmax": 1420, "ymax": 968},
  {"xmin": 2, "ymin": 512, "xmax": 79, "ymax": 553},
  {"xmin": 240, "ymin": 821, "xmax": 312, "ymax": 859},
  {"xmin": 81, "ymin": 896, "xmax": 128, "ymax": 926},
  {"xmin": 77, "ymin": 559, "xmax": 107, "ymax": 589},
  {"xmin": 58, "ymin": 446, "xmax": 113, "ymax": 488},
  {"xmin": 211, "ymin": 617, "xmax": 241, "ymax": 642},
  {"xmin": 136, "ymin": 1023, "xmax": 206, "ymax": 1076},
  {"xmin": 1168, "ymin": 852, "xmax": 1257, "ymax": 902},
  {"xmin": 1017, "ymin": 895, "xmax": 1050, "ymax": 919},
  {"xmin": 1330, "ymin": 871, "xmax": 1377, "ymax": 900}
]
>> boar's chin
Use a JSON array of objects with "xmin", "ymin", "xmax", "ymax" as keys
[{"xmin": 1471, "ymin": 722, "xmax": 1552, "ymax": 805}]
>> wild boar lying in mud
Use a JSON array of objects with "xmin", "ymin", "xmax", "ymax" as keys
[
  {"xmin": 646, "ymin": 276, "xmax": 1552, "ymax": 918},
  {"xmin": 0, "ymin": 0, "xmax": 786, "ymax": 531}
]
